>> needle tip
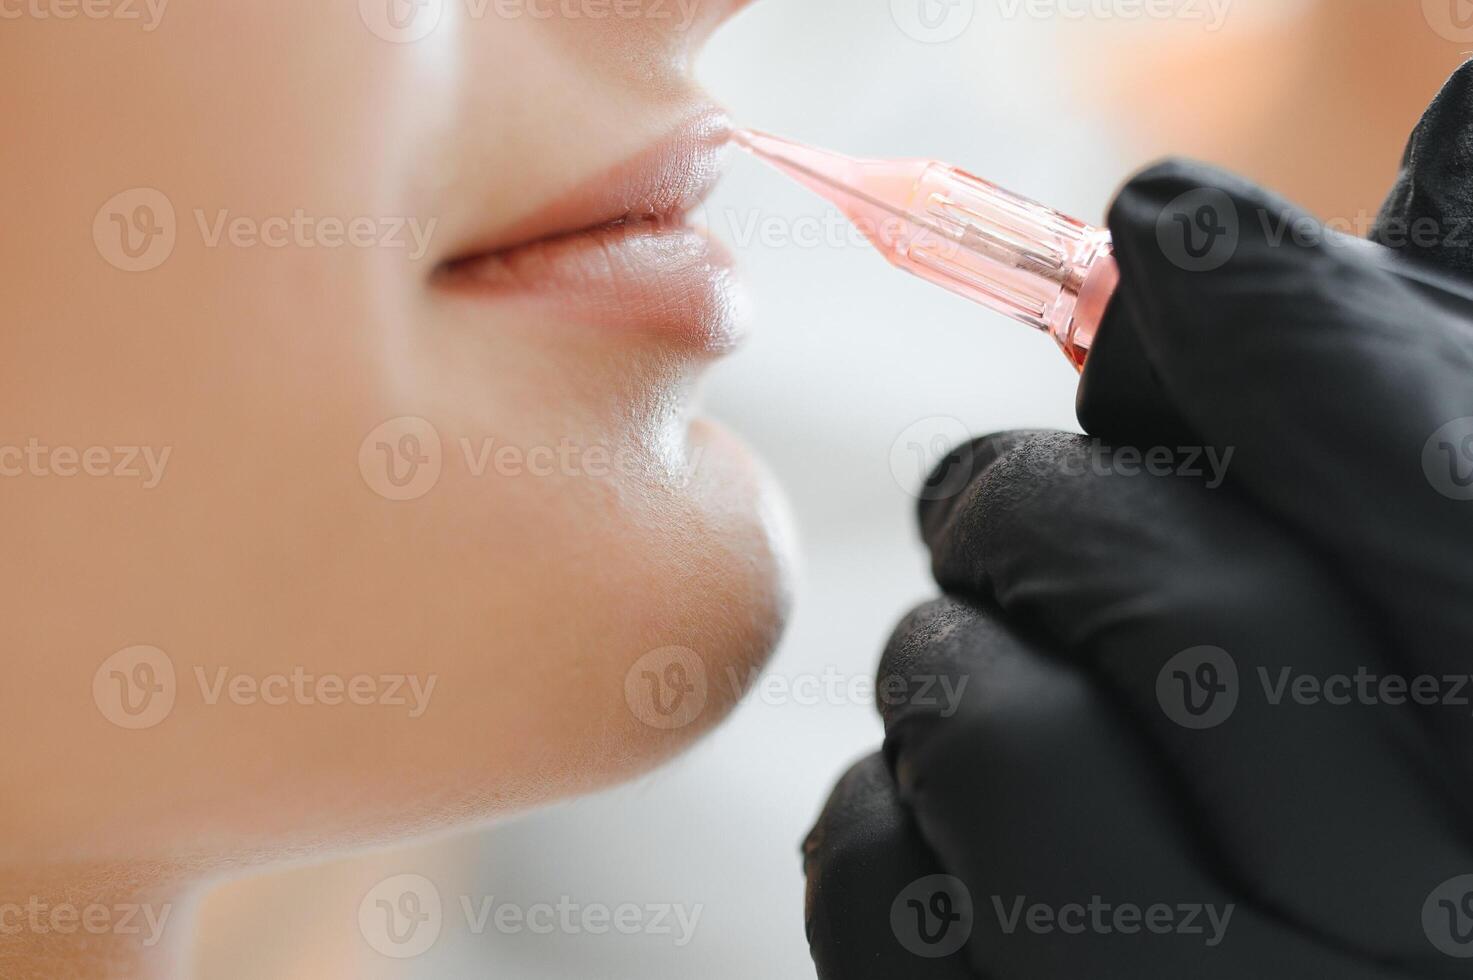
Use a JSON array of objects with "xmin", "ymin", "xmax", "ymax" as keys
[{"xmin": 729, "ymin": 128, "xmax": 761, "ymax": 152}]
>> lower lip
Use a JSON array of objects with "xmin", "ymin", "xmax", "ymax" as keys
[{"xmin": 439, "ymin": 221, "xmax": 745, "ymax": 353}]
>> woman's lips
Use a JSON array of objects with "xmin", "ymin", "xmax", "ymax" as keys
[
  {"xmin": 436, "ymin": 110, "xmax": 745, "ymax": 352},
  {"xmin": 441, "ymin": 221, "xmax": 744, "ymax": 350}
]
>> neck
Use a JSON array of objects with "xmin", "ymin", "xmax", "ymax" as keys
[{"xmin": 0, "ymin": 864, "xmax": 198, "ymax": 979}]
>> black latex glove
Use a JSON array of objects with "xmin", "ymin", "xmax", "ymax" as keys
[{"xmin": 803, "ymin": 63, "xmax": 1473, "ymax": 979}]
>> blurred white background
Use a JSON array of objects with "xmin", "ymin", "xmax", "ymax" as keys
[{"xmin": 192, "ymin": 1, "xmax": 1459, "ymax": 976}]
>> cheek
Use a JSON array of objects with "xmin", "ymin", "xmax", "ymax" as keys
[
  {"xmin": 0, "ymin": 3, "xmax": 796, "ymax": 862},
  {"xmin": 0, "ymin": 2, "xmax": 467, "ymax": 488}
]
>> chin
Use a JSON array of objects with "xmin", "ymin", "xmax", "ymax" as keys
[
  {"xmin": 550, "ymin": 416, "xmax": 797, "ymax": 795},
  {"xmin": 358, "ymin": 414, "xmax": 797, "ymax": 839}
]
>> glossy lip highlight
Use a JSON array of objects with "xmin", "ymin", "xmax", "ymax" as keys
[{"xmin": 436, "ymin": 109, "xmax": 745, "ymax": 352}]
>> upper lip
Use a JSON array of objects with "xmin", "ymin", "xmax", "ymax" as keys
[{"xmin": 438, "ymin": 107, "xmax": 732, "ymax": 270}]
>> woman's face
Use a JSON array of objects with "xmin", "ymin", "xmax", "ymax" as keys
[{"xmin": 1, "ymin": 0, "xmax": 789, "ymax": 869}]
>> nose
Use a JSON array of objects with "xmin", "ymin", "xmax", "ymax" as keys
[{"xmin": 456, "ymin": 0, "xmax": 759, "ymax": 72}]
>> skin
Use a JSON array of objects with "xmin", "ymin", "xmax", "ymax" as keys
[{"xmin": 0, "ymin": 1, "xmax": 789, "ymax": 975}]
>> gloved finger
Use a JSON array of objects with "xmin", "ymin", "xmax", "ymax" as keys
[
  {"xmin": 1374, "ymin": 61, "xmax": 1473, "ymax": 278},
  {"xmin": 1098, "ymin": 154, "xmax": 1473, "ymax": 778},
  {"xmin": 802, "ymin": 753, "xmax": 977, "ymax": 979},
  {"xmin": 876, "ymin": 596, "xmax": 1425, "ymax": 979},
  {"xmin": 1080, "ymin": 63, "xmax": 1473, "ymax": 449},
  {"xmin": 917, "ymin": 432, "xmax": 1473, "ymax": 970}
]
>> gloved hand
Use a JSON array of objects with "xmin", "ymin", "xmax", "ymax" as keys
[{"xmin": 802, "ymin": 62, "xmax": 1473, "ymax": 979}]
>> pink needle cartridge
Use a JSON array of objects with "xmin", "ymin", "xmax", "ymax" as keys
[{"xmin": 732, "ymin": 130, "xmax": 1119, "ymax": 370}]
